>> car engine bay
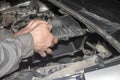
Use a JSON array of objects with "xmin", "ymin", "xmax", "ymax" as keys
[{"xmin": 0, "ymin": 0, "xmax": 120, "ymax": 80}]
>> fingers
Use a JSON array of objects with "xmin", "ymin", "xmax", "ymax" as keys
[
  {"xmin": 38, "ymin": 48, "xmax": 53, "ymax": 57},
  {"xmin": 48, "ymin": 35, "xmax": 58, "ymax": 47},
  {"xmin": 54, "ymin": 37, "xmax": 58, "ymax": 44},
  {"xmin": 38, "ymin": 23, "xmax": 52, "ymax": 31},
  {"xmin": 40, "ymin": 51, "xmax": 47, "ymax": 57},
  {"xmin": 27, "ymin": 20, "xmax": 52, "ymax": 31},
  {"xmin": 15, "ymin": 20, "xmax": 52, "ymax": 37},
  {"xmin": 48, "ymin": 32, "xmax": 58, "ymax": 46},
  {"xmin": 45, "ymin": 48, "xmax": 53, "ymax": 54},
  {"xmin": 26, "ymin": 20, "xmax": 47, "ymax": 28},
  {"xmin": 48, "ymin": 24, "xmax": 52, "ymax": 31}
]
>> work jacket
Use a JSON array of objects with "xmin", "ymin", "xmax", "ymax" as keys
[{"xmin": 0, "ymin": 33, "xmax": 34, "ymax": 77}]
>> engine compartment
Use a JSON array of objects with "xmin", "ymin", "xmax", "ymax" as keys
[{"xmin": 0, "ymin": 0, "xmax": 120, "ymax": 80}]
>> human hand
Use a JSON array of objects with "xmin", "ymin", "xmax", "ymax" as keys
[
  {"xmin": 15, "ymin": 20, "xmax": 58, "ymax": 57},
  {"xmin": 30, "ymin": 23, "xmax": 58, "ymax": 57},
  {"xmin": 15, "ymin": 20, "xmax": 49, "ymax": 36}
]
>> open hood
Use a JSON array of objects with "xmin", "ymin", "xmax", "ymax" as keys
[{"xmin": 48, "ymin": 0, "xmax": 120, "ymax": 53}]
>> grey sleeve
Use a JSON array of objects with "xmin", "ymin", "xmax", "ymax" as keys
[{"xmin": 0, "ymin": 33, "xmax": 34, "ymax": 77}]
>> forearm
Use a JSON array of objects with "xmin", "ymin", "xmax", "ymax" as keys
[{"xmin": 0, "ymin": 33, "xmax": 34, "ymax": 77}]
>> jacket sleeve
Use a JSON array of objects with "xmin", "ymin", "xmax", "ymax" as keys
[{"xmin": 0, "ymin": 33, "xmax": 34, "ymax": 77}]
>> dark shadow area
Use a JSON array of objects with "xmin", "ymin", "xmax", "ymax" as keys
[{"xmin": 62, "ymin": 0, "xmax": 120, "ymax": 23}]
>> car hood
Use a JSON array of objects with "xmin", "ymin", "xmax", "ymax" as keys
[{"xmin": 48, "ymin": 0, "xmax": 120, "ymax": 54}]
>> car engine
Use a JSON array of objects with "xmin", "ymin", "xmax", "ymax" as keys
[{"xmin": 0, "ymin": 0, "xmax": 120, "ymax": 80}]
